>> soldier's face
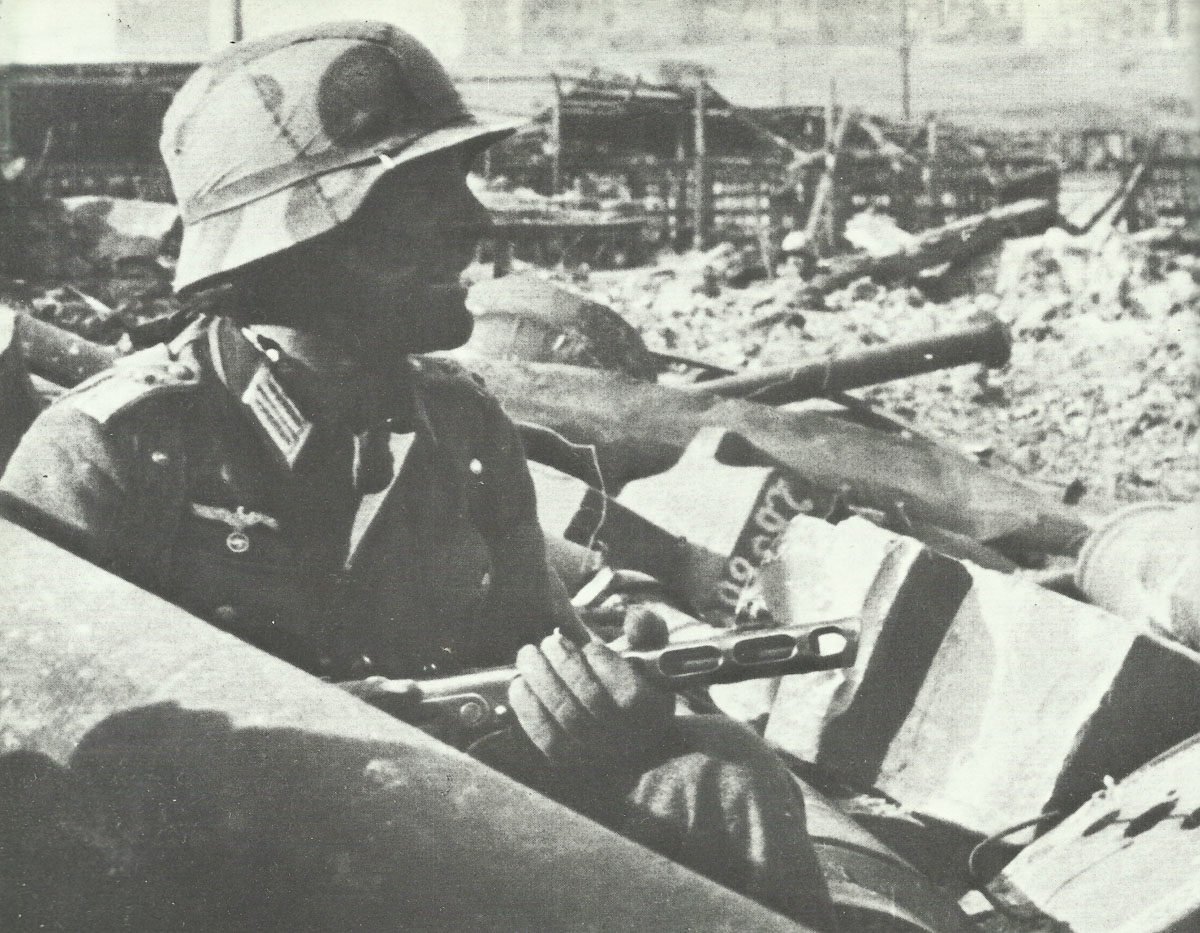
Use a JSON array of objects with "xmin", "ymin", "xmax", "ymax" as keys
[{"xmin": 326, "ymin": 153, "xmax": 491, "ymax": 353}]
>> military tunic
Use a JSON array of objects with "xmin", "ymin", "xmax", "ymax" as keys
[{"xmin": 0, "ymin": 315, "xmax": 555, "ymax": 679}]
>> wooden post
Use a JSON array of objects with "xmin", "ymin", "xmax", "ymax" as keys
[
  {"xmin": 675, "ymin": 119, "xmax": 689, "ymax": 249},
  {"xmin": 899, "ymin": 0, "xmax": 911, "ymax": 120},
  {"xmin": 827, "ymin": 77, "xmax": 839, "ymax": 141},
  {"xmin": 492, "ymin": 236, "xmax": 513, "ymax": 279},
  {"xmin": 774, "ymin": 0, "xmax": 788, "ymax": 105},
  {"xmin": 803, "ymin": 104, "xmax": 852, "ymax": 258},
  {"xmin": 692, "ymin": 78, "xmax": 710, "ymax": 249},
  {"xmin": 925, "ymin": 112, "xmax": 939, "ymax": 223},
  {"xmin": 550, "ymin": 74, "xmax": 563, "ymax": 196},
  {"xmin": 0, "ymin": 69, "xmax": 13, "ymax": 163}
]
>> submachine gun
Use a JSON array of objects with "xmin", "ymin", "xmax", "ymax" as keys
[{"xmin": 397, "ymin": 617, "xmax": 858, "ymax": 748}]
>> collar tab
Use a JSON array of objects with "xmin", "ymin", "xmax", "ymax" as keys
[{"xmin": 208, "ymin": 317, "xmax": 315, "ymax": 471}]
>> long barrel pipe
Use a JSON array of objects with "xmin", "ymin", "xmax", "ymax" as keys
[{"xmin": 685, "ymin": 314, "xmax": 1011, "ymax": 405}]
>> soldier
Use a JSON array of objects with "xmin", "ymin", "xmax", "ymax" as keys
[{"xmin": 0, "ymin": 22, "xmax": 835, "ymax": 928}]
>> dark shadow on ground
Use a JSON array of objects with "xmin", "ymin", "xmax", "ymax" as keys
[{"xmin": 0, "ymin": 703, "xmax": 487, "ymax": 932}]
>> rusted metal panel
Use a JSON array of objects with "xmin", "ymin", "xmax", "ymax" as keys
[{"xmin": 0, "ymin": 516, "xmax": 809, "ymax": 931}]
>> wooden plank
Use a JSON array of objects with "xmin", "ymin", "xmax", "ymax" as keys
[
  {"xmin": 798, "ymin": 197, "xmax": 1056, "ymax": 299},
  {"xmin": 990, "ymin": 734, "xmax": 1200, "ymax": 932}
]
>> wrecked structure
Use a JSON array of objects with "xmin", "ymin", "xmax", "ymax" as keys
[
  {"xmin": 1, "ymin": 34, "xmax": 1199, "ymax": 931},
  {"xmin": 2, "ymin": 212, "xmax": 1199, "ymax": 927},
  {"xmin": 3, "ymin": 59, "xmax": 1196, "ymax": 263},
  {"xmin": 483, "ymin": 73, "xmax": 793, "ymax": 250},
  {"xmin": 0, "ymin": 62, "xmax": 192, "ymax": 200}
]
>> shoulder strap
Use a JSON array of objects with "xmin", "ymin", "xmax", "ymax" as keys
[{"xmin": 57, "ymin": 343, "xmax": 202, "ymax": 426}]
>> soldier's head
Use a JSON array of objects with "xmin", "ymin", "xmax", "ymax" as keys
[{"xmin": 161, "ymin": 21, "xmax": 514, "ymax": 352}]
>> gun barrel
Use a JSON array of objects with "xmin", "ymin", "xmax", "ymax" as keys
[
  {"xmin": 408, "ymin": 619, "xmax": 858, "ymax": 745},
  {"xmin": 687, "ymin": 313, "xmax": 1011, "ymax": 406},
  {"xmin": 628, "ymin": 620, "xmax": 856, "ymax": 684}
]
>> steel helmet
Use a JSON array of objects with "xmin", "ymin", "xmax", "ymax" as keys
[{"xmin": 161, "ymin": 21, "xmax": 518, "ymax": 294}]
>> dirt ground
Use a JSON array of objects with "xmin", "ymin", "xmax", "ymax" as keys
[{"xmin": 561, "ymin": 226, "xmax": 1200, "ymax": 509}]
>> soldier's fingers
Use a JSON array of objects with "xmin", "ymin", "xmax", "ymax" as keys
[
  {"xmin": 507, "ymin": 676, "xmax": 588, "ymax": 768},
  {"xmin": 514, "ymin": 643, "xmax": 606, "ymax": 745},
  {"xmin": 542, "ymin": 633, "xmax": 622, "ymax": 726}
]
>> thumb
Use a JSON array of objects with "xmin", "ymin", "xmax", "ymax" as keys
[{"xmin": 623, "ymin": 605, "xmax": 670, "ymax": 651}]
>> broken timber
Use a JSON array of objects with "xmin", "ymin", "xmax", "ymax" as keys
[
  {"xmin": 800, "ymin": 106, "xmax": 856, "ymax": 257},
  {"xmin": 795, "ymin": 197, "xmax": 1056, "ymax": 299},
  {"xmin": 1076, "ymin": 134, "xmax": 1162, "ymax": 235}
]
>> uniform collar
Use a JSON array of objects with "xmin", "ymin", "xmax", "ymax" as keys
[{"xmin": 206, "ymin": 316, "xmax": 438, "ymax": 480}]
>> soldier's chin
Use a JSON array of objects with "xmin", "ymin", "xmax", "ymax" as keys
[{"xmin": 408, "ymin": 282, "xmax": 474, "ymax": 352}]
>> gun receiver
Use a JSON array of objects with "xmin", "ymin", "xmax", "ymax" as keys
[{"xmin": 400, "ymin": 618, "xmax": 858, "ymax": 748}]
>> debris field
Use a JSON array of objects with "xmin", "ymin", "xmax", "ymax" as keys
[{"xmin": 554, "ymin": 226, "xmax": 1200, "ymax": 508}]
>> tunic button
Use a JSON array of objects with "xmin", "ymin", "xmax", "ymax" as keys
[
  {"xmin": 469, "ymin": 458, "xmax": 483, "ymax": 476},
  {"xmin": 150, "ymin": 450, "xmax": 170, "ymax": 466}
]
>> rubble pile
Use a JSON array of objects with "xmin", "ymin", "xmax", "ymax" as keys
[
  {"xmin": 471, "ymin": 174, "xmax": 642, "ymax": 220},
  {"xmin": 0, "ymin": 190, "xmax": 180, "ymax": 343},
  {"xmin": 569, "ymin": 226, "xmax": 1200, "ymax": 504}
]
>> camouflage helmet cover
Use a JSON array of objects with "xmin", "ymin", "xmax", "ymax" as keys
[{"xmin": 162, "ymin": 21, "xmax": 517, "ymax": 293}]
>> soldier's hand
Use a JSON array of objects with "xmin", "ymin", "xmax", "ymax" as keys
[{"xmin": 508, "ymin": 631, "xmax": 675, "ymax": 771}]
